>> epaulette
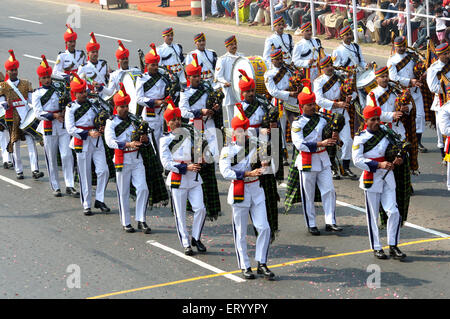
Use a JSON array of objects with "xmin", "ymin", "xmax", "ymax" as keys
[{"xmin": 355, "ymin": 130, "xmax": 365, "ymax": 136}]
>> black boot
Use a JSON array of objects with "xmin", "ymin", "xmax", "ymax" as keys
[{"xmin": 257, "ymin": 262, "xmax": 275, "ymax": 280}]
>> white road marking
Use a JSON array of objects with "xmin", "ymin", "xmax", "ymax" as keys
[
  {"xmin": 0, "ymin": 175, "xmax": 31, "ymax": 190},
  {"xmin": 147, "ymin": 240, "xmax": 246, "ymax": 283},
  {"xmin": 23, "ymin": 54, "xmax": 56, "ymax": 64},
  {"xmin": 94, "ymin": 34, "xmax": 132, "ymax": 43},
  {"xmin": 8, "ymin": 16, "xmax": 43, "ymax": 24}
]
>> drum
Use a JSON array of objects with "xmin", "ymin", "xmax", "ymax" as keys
[
  {"xmin": 121, "ymin": 69, "xmax": 142, "ymax": 115},
  {"xmin": 356, "ymin": 70, "xmax": 377, "ymax": 94},
  {"xmin": 0, "ymin": 108, "xmax": 6, "ymax": 130},
  {"xmin": 19, "ymin": 109, "xmax": 42, "ymax": 141},
  {"xmin": 231, "ymin": 56, "xmax": 268, "ymax": 102}
]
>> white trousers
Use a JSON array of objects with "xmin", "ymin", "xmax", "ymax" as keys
[
  {"xmin": 436, "ymin": 110, "xmax": 444, "ymax": 148},
  {"xmin": 171, "ymin": 185, "xmax": 206, "ymax": 248},
  {"xmin": 116, "ymin": 161, "xmax": 149, "ymax": 226},
  {"xmin": 364, "ymin": 190, "xmax": 401, "ymax": 250},
  {"xmin": 299, "ymin": 169, "xmax": 337, "ymax": 228},
  {"xmin": 0, "ymin": 130, "xmax": 11, "ymax": 163},
  {"xmin": 146, "ymin": 114, "xmax": 164, "ymax": 151},
  {"xmin": 232, "ymin": 202, "xmax": 271, "ymax": 270},
  {"xmin": 12, "ymin": 135, "xmax": 39, "ymax": 174},
  {"xmin": 43, "ymin": 133, "xmax": 74, "ymax": 191},
  {"xmin": 76, "ymin": 146, "xmax": 109, "ymax": 209},
  {"xmin": 447, "ymin": 162, "xmax": 450, "ymax": 191}
]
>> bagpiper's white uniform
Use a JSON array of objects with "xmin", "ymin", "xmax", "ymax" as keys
[
  {"xmin": 426, "ymin": 59, "xmax": 450, "ymax": 149},
  {"xmin": 160, "ymin": 128, "xmax": 207, "ymax": 248},
  {"xmin": 263, "ymin": 32, "xmax": 293, "ymax": 69},
  {"xmin": 291, "ymin": 114, "xmax": 337, "ymax": 228},
  {"xmin": 215, "ymin": 51, "xmax": 243, "ymax": 129},
  {"xmin": 53, "ymin": 49, "xmax": 86, "ymax": 77},
  {"xmin": 0, "ymin": 79, "xmax": 39, "ymax": 175},
  {"xmin": 352, "ymin": 128, "xmax": 402, "ymax": 250},
  {"xmin": 219, "ymin": 140, "xmax": 271, "ymax": 270},
  {"xmin": 135, "ymin": 69, "xmax": 168, "ymax": 150},
  {"xmin": 105, "ymin": 115, "xmax": 149, "ymax": 226},
  {"xmin": 332, "ymin": 42, "xmax": 367, "ymax": 70},
  {"xmin": 292, "ymin": 37, "xmax": 321, "ymax": 84},
  {"xmin": 367, "ymin": 85, "xmax": 412, "ymax": 140},
  {"xmin": 77, "ymin": 59, "xmax": 114, "ymax": 98},
  {"xmin": 314, "ymin": 73, "xmax": 354, "ymax": 161},
  {"xmin": 65, "ymin": 99, "xmax": 109, "ymax": 210},
  {"xmin": 387, "ymin": 52, "xmax": 425, "ymax": 134},
  {"xmin": 437, "ymin": 101, "xmax": 450, "ymax": 191},
  {"xmin": 33, "ymin": 85, "xmax": 74, "ymax": 191},
  {"xmin": 185, "ymin": 49, "xmax": 217, "ymax": 84},
  {"xmin": 158, "ymin": 42, "xmax": 186, "ymax": 85}
]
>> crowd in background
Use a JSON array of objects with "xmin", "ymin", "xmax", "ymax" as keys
[{"xmin": 207, "ymin": 0, "xmax": 449, "ymax": 49}]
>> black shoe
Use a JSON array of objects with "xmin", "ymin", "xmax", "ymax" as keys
[
  {"xmin": 389, "ymin": 246, "xmax": 406, "ymax": 260},
  {"xmin": 308, "ymin": 227, "xmax": 320, "ymax": 236},
  {"xmin": 137, "ymin": 221, "xmax": 151, "ymax": 234},
  {"xmin": 83, "ymin": 208, "xmax": 93, "ymax": 216},
  {"xmin": 332, "ymin": 169, "xmax": 341, "ymax": 180},
  {"xmin": 191, "ymin": 238, "xmax": 207, "ymax": 252},
  {"xmin": 94, "ymin": 200, "xmax": 110, "ymax": 212},
  {"xmin": 342, "ymin": 168, "xmax": 358, "ymax": 180},
  {"xmin": 53, "ymin": 189, "xmax": 62, "ymax": 197},
  {"xmin": 3, "ymin": 162, "xmax": 9, "ymax": 169},
  {"xmin": 123, "ymin": 224, "xmax": 135, "ymax": 233},
  {"xmin": 374, "ymin": 249, "xmax": 388, "ymax": 259},
  {"xmin": 325, "ymin": 224, "xmax": 343, "ymax": 232},
  {"xmin": 16, "ymin": 172, "xmax": 24, "ymax": 180},
  {"xmin": 184, "ymin": 246, "xmax": 194, "ymax": 256},
  {"xmin": 66, "ymin": 187, "xmax": 80, "ymax": 198},
  {"xmin": 32, "ymin": 170, "xmax": 44, "ymax": 180},
  {"xmin": 241, "ymin": 267, "xmax": 255, "ymax": 279},
  {"xmin": 418, "ymin": 143, "xmax": 428, "ymax": 153},
  {"xmin": 257, "ymin": 262, "xmax": 275, "ymax": 280}
]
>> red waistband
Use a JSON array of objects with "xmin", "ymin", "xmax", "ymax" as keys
[
  {"xmin": 124, "ymin": 149, "xmax": 138, "ymax": 153},
  {"xmin": 370, "ymin": 157, "xmax": 385, "ymax": 162},
  {"xmin": 76, "ymin": 126, "xmax": 95, "ymax": 130},
  {"xmin": 249, "ymin": 124, "xmax": 261, "ymax": 128}
]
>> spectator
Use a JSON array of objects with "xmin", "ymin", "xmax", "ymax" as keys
[
  {"xmin": 364, "ymin": 0, "xmax": 381, "ymax": 42},
  {"xmin": 274, "ymin": 0, "xmax": 294, "ymax": 30},
  {"xmin": 375, "ymin": 0, "xmax": 399, "ymax": 45},
  {"xmin": 436, "ymin": 7, "xmax": 448, "ymax": 44},
  {"xmin": 248, "ymin": 0, "xmax": 261, "ymax": 23},
  {"xmin": 289, "ymin": 2, "xmax": 310, "ymax": 33},
  {"xmin": 397, "ymin": 1, "xmax": 406, "ymax": 36},
  {"xmin": 320, "ymin": 0, "xmax": 347, "ymax": 40},
  {"xmin": 298, "ymin": 2, "xmax": 331, "ymax": 35},
  {"xmin": 405, "ymin": 0, "xmax": 426, "ymax": 35},
  {"xmin": 249, "ymin": 0, "xmax": 272, "ymax": 26}
]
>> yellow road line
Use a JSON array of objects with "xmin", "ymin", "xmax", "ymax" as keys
[{"xmin": 87, "ymin": 236, "xmax": 450, "ymax": 299}]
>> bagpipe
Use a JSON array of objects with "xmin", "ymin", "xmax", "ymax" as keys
[{"xmin": 204, "ymin": 81, "xmax": 225, "ymax": 129}]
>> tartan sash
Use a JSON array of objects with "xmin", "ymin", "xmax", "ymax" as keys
[
  {"xmin": 143, "ymin": 73, "xmax": 162, "ymax": 93},
  {"xmin": 244, "ymin": 100, "xmax": 260, "ymax": 120},
  {"xmin": 300, "ymin": 114, "xmax": 320, "ymax": 172},
  {"xmin": 322, "ymin": 74, "xmax": 339, "ymax": 94},
  {"xmin": 362, "ymin": 130, "xmax": 387, "ymax": 189},
  {"xmin": 40, "ymin": 87, "xmax": 56, "ymax": 107},
  {"xmin": 273, "ymin": 67, "xmax": 287, "ymax": 85},
  {"xmin": 114, "ymin": 117, "xmax": 133, "ymax": 137},
  {"xmin": 377, "ymin": 86, "xmax": 394, "ymax": 106},
  {"xmin": 168, "ymin": 134, "xmax": 185, "ymax": 189},
  {"xmin": 74, "ymin": 101, "xmax": 92, "ymax": 122},
  {"xmin": 395, "ymin": 54, "xmax": 412, "ymax": 73},
  {"xmin": 188, "ymin": 84, "xmax": 207, "ymax": 107}
]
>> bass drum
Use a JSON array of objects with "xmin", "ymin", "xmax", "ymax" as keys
[
  {"xmin": 121, "ymin": 69, "xmax": 142, "ymax": 116},
  {"xmin": 356, "ymin": 70, "xmax": 376, "ymax": 94},
  {"xmin": 231, "ymin": 56, "xmax": 268, "ymax": 102},
  {"xmin": 19, "ymin": 109, "xmax": 42, "ymax": 142}
]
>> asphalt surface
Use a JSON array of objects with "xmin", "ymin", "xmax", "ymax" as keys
[{"xmin": 0, "ymin": 0, "xmax": 449, "ymax": 301}]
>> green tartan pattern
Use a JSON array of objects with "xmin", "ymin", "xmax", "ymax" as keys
[
  {"xmin": 198, "ymin": 163, "xmax": 221, "ymax": 220},
  {"xmin": 143, "ymin": 73, "xmax": 162, "ymax": 93},
  {"xmin": 380, "ymin": 156, "xmax": 411, "ymax": 226},
  {"xmin": 303, "ymin": 114, "xmax": 320, "ymax": 138},
  {"xmin": 363, "ymin": 129, "xmax": 387, "ymax": 153},
  {"xmin": 40, "ymin": 87, "xmax": 56, "ymax": 107},
  {"xmin": 244, "ymin": 100, "xmax": 260, "ymax": 119},
  {"xmin": 74, "ymin": 101, "xmax": 92, "ymax": 122},
  {"xmin": 260, "ymin": 173, "xmax": 280, "ymax": 242},
  {"xmin": 114, "ymin": 118, "xmax": 133, "ymax": 137},
  {"xmin": 188, "ymin": 85, "xmax": 207, "ymax": 107},
  {"xmin": 131, "ymin": 143, "xmax": 169, "ymax": 206}
]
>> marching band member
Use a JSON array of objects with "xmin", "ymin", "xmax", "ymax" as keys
[
  {"xmin": 77, "ymin": 32, "xmax": 113, "ymax": 99},
  {"xmin": 292, "ymin": 81, "xmax": 342, "ymax": 236},
  {"xmin": 387, "ymin": 36, "xmax": 427, "ymax": 153},
  {"xmin": 53, "ymin": 24, "xmax": 86, "ymax": 78},
  {"xmin": 264, "ymin": 48, "xmax": 300, "ymax": 166},
  {"xmin": 33, "ymin": 55, "xmax": 78, "ymax": 197},
  {"xmin": 135, "ymin": 43, "xmax": 168, "ymax": 149},
  {"xmin": 158, "ymin": 27, "xmax": 186, "ymax": 86},
  {"xmin": 186, "ymin": 33, "xmax": 217, "ymax": 85},
  {"xmin": 314, "ymin": 55, "xmax": 357, "ymax": 180},
  {"xmin": 0, "ymin": 50, "xmax": 43, "ymax": 180},
  {"xmin": 438, "ymin": 85, "xmax": 450, "ymax": 192},
  {"xmin": 179, "ymin": 53, "xmax": 222, "ymax": 221},
  {"xmin": 426, "ymin": 43, "xmax": 450, "ymax": 160},
  {"xmin": 263, "ymin": 17, "xmax": 293, "ymax": 69},
  {"xmin": 292, "ymin": 22, "xmax": 322, "ymax": 84},
  {"xmin": 368, "ymin": 66, "xmax": 409, "ymax": 140},
  {"xmin": 219, "ymin": 105, "xmax": 275, "ymax": 280},
  {"xmin": 332, "ymin": 25, "xmax": 370, "ymax": 71},
  {"xmin": 215, "ymin": 35, "xmax": 243, "ymax": 129},
  {"xmin": 105, "ymin": 83, "xmax": 151, "ymax": 234},
  {"xmin": 160, "ymin": 103, "xmax": 207, "ymax": 255},
  {"xmin": 352, "ymin": 97, "xmax": 406, "ymax": 261},
  {"xmin": 65, "ymin": 73, "xmax": 110, "ymax": 216}
]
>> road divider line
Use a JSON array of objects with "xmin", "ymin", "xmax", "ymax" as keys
[
  {"xmin": 9, "ymin": 16, "xmax": 43, "ymax": 24},
  {"xmin": 87, "ymin": 236, "xmax": 450, "ymax": 299},
  {"xmin": 147, "ymin": 240, "xmax": 245, "ymax": 283},
  {"xmin": 23, "ymin": 54, "xmax": 56, "ymax": 64},
  {"xmin": 0, "ymin": 175, "xmax": 31, "ymax": 190},
  {"xmin": 94, "ymin": 34, "xmax": 132, "ymax": 43}
]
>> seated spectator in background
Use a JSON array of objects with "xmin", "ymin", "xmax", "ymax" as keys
[
  {"xmin": 298, "ymin": 2, "xmax": 330, "ymax": 36},
  {"xmin": 289, "ymin": 2, "xmax": 310, "ymax": 33},
  {"xmin": 248, "ymin": 0, "xmax": 262, "ymax": 23},
  {"xmin": 405, "ymin": 0, "xmax": 426, "ymax": 36},
  {"xmin": 375, "ymin": 0, "xmax": 399, "ymax": 45},
  {"xmin": 364, "ymin": 0, "xmax": 380, "ymax": 42},
  {"xmin": 274, "ymin": 0, "xmax": 294, "ymax": 30},
  {"xmin": 249, "ymin": 0, "xmax": 271, "ymax": 26},
  {"xmin": 222, "ymin": 0, "xmax": 235, "ymax": 17},
  {"xmin": 321, "ymin": 0, "xmax": 347, "ymax": 40},
  {"xmin": 436, "ymin": 7, "xmax": 448, "ymax": 44}
]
